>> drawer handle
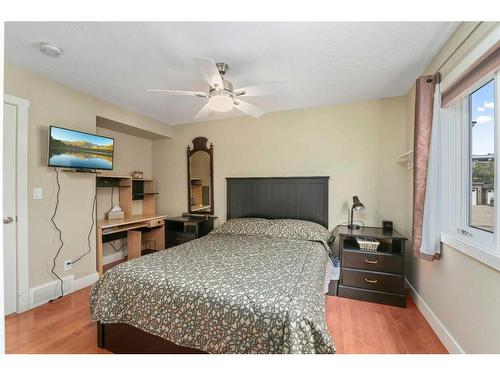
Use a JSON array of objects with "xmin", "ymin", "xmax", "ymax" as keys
[
  {"xmin": 175, "ymin": 237, "xmax": 183, "ymax": 241},
  {"xmin": 364, "ymin": 278, "xmax": 378, "ymax": 284},
  {"xmin": 364, "ymin": 259, "xmax": 378, "ymax": 264}
]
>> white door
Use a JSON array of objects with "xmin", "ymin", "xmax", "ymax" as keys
[{"xmin": 3, "ymin": 102, "xmax": 17, "ymax": 315}]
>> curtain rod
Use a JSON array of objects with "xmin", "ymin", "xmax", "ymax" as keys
[{"xmin": 433, "ymin": 22, "xmax": 483, "ymax": 77}]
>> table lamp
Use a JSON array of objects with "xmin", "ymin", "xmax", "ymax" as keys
[{"xmin": 348, "ymin": 196, "xmax": 365, "ymax": 230}]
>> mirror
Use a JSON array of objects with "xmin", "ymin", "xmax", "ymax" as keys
[{"xmin": 187, "ymin": 137, "xmax": 214, "ymax": 215}]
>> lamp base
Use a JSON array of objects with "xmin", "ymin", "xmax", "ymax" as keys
[{"xmin": 348, "ymin": 224, "xmax": 361, "ymax": 230}]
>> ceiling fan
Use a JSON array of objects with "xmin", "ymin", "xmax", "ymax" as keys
[{"xmin": 146, "ymin": 57, "xmax": 287, "ymax": 119}]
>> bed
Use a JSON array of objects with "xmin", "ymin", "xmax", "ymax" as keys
[{"xmin": 90, "ymin": 177, "xmax": 335, "ymax": 354}]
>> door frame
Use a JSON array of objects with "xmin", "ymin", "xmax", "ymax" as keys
[{"xmin": 4, "ymin": 94, "xmax": 29, "ymax": 313}]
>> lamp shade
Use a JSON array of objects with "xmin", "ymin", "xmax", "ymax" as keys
[
  {"xmin": 352, "ymin": 196, "xmax": 365, "ymax": 211},
  {"xmin": 208, "ymin": 94, "xmax": 233, "ymax": 112}
]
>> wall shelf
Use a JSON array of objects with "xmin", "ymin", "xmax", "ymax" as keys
[
  {"xmin": 97, "ymin": 174, "xmax": 132, "ymax": 179},
  {"xmin": 397, "ymin": 150, "xmax": 414, "ymax": 170}
]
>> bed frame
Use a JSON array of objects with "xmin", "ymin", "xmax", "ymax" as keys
[{"xmin": 97, "ymin": 176, "xmax": 329, "ymax": 353}]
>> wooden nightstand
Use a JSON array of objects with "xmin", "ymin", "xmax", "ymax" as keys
[
  {"xmin": 165, "ymin": 215, "xmax": 216, "ymax": 248},
  {"xmin": 336, "ymin": 225, "xmax": 407, "ymax": 307}
]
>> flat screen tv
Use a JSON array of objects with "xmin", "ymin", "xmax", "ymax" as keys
[{"xmin": 48, "ymin": 126, "xmax": 114, "ymax": 170}]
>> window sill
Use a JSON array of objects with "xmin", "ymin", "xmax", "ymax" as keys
[{"xmin": 441, "ymin": 231, "xmax": 500, "ymax": 272}]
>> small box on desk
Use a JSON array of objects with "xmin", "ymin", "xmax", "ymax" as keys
[{"xmin": 107, "ymin": 210, "xmax": 125, "ymax": 220}]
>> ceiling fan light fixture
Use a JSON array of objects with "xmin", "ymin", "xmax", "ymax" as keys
[
  {"xmin": 208, "ymin": 93, "xmax": 233, "ymax": 112},
  {"xmin": 147, "ymin": 58, "xmax": 287, "ymax": 119}
]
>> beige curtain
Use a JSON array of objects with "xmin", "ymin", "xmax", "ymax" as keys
[
  {"xmin": 413, "ymin": 43, "xmax": 499, "ymax": 259},
  {"xmin": 412, "ymin": 74, "xmax": 438, "ymax": 259}
]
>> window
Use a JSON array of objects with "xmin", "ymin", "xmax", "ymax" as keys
[
  {"xmin": 469, "ymin": 79, "xmax": 495, "ymax": 233},
  {"xmin": 439, "ymin": 70, "xmax": 500, "ymax": 271}
]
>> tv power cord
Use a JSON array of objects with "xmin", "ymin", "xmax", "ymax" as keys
[{"xmin": 49, "ymin": 168, "xmax": 97, "ymax": 302}]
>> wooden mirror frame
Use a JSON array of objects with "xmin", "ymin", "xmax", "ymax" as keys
[{"xmin": 187, "ymin": 137, "xmax": 214, "ymax": 215}]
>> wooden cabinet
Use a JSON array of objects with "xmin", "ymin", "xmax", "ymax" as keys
[
  {"xmin": 337, "ymin": 225, "xmax": 407, "ymax": 307},
  {"xmin": 165, "ymin": 216, "xmax": 216, "ymax": 248}
]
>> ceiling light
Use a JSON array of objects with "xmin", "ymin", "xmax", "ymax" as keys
[
  {"xmin": 39, "ymin": 43, "xmax": 63, "ymax": 58},
  {"xmin": 208, "ymin": 92, "xmax": 233, "ymax": 112}
]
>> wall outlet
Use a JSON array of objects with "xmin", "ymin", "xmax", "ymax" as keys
[
  {"xmin": 33, "ymin": 187, "xmax": 43, "ymax": 200},
  {"xmin": 63, "ymin": 260, "xmax": 72, "ymax": 272}
]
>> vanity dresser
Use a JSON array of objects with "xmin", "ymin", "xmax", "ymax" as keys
[
  {"xmin": 165, "ymin": 215, "xmax": 216, "ymax": 248},
  {"xmin": 165, "ymin": 136, "xmax": 217, "ymax": 249}
]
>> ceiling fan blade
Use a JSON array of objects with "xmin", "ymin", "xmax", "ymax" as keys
[
  {"xmin": 234, "ymin": 100, "xmax": 266, "ymax": 118},
  {"xmin": 194, "ymin": 103, "xmax": 212, "ymax": 120},
  {"xmin": 193, "ymin": 57, "xmax": 224, "ymax": 89},
  {"xmin": 146, "ymin": 89, "xmax": 207, "ymax": 97},
  {"xmin": 235, "ymin": 81, "xmax": 287, "ymax": 97}
]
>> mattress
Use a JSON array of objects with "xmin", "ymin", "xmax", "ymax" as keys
[{"xmin": 90, "ymin": 219, "xmax": 335, "ymax": 354}]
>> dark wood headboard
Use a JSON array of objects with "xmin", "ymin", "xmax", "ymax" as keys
[{"xmin": 226, "ymin": 177, "xmax": 329, "ymax": 228}]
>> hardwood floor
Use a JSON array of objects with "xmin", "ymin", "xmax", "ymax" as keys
[
  {"xmin": 326, "ymin": 294, "xmax": 447, "ymax": 354},
  {"xmin": 5, "ymin": 287, "xmax": 109, "ymax": 354},
  {"xmin": 5, "ymin": 287, "xmax": 447, "ymax": 354}
]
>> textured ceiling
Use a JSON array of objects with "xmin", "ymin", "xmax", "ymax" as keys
[{"xmin": 5, "ymin": 22, "xmax": 459, "ymax": 125}]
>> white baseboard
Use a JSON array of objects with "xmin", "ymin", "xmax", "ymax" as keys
[
  {"xmin": 29, "ymin": 272, "xmax": 99, "ymax": 309},
  {"xmin": 103, "ymin": 250, "xmax": 127, "ymax": 265},
  {"xmin": 29, "ymin": 250, "xmax": 125, "ymax": 309},
  {"xmin": 405, "ymin": 278, "xmax": 465, "ymax": 354},
  {"xmin": 73, "ymin": 272, "xmax": 99, "ymax": 291},
  {"xmin": 30, "ymin": 275, "xmax": 73, "ymax": 308}
]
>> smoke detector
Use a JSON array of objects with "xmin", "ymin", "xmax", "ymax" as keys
[{"xmin": 39, "ymin": 43, "xmax": 63, "ymax": 58}]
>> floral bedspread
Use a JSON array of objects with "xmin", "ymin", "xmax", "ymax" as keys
[{"xmin": 89, "ymin": 230, "xmax": 335, "ymax": 354}]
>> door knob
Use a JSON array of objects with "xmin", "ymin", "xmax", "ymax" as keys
[{"xmin": 3, "ymin": 217, "xmax": 14, "ymax": 224}]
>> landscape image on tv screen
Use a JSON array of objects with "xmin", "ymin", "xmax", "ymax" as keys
[{"xmin": 48, "ymin": 126, "xmax": 114, "ymax": 170}]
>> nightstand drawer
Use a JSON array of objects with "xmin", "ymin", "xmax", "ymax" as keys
[
  {"xmin": 342, "ymin": 250, "xmax": 403, "ymax": 274},
  {"xmin": 342, "ymin": 268, "xmax": 403, "ymax": 294}
]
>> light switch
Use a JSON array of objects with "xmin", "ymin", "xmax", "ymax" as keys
[{"xmin": 33, "ymin": 187, "xmax": 43, "ymax": 200}]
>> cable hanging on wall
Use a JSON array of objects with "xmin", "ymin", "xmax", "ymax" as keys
[
  {"xmin": 71, "ymin": 190, "xmax": 97, "ymax": 265},
  {"xmin": 109, "ymin": 240, "xmax": 127, "ymax": 253},
  {"xmin": 49, "ymin": 169, "xmax": 98, "ymax": 302},
  {"xmin": 49, "ymin": 167, "xmax": 64, "ymax": 302}
]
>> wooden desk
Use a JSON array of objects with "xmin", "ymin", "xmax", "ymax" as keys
[{"xmin": 97, "ymin": 214, "xmax": 167, "ymax": 275}]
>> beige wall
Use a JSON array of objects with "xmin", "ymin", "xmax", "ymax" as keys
[
  {"xmin": 96, "ymin": 126, "xmax": 153, "ymax": 179},
  {"xmin": 4, "ymin": 63, "xmax": 169, "ymax": 288},
  {"xmin": 153, "ymin": 97, "xmax": 409, "ymax": 238},
  {"xmin": 404, "ymin": 22, "xmax": 500, "ymax": 353}
]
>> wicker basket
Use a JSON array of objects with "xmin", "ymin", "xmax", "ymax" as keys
[{"xmin": 356, "ymin": 236, "xmax": 380, "ymax": 252}]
